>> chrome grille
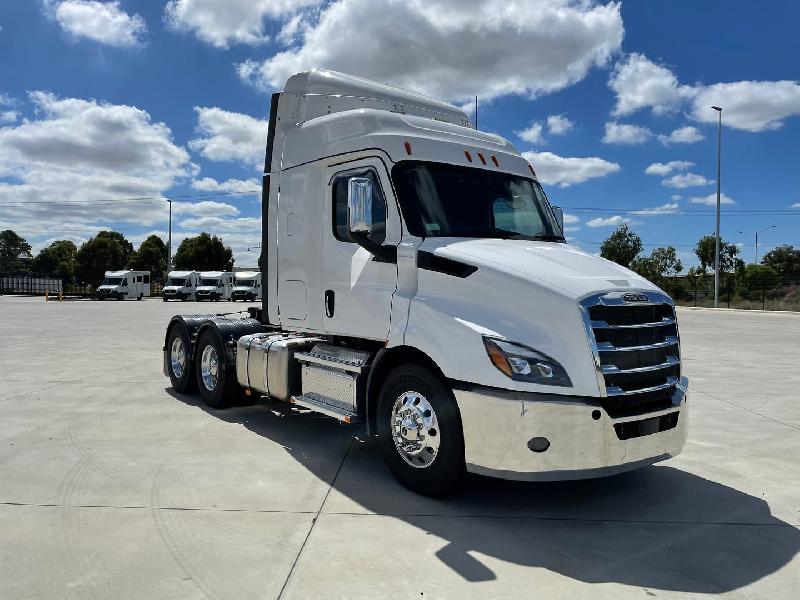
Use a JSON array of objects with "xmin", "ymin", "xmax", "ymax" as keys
[{"xmin": 580, "ymin": 291, "xmax": 680, "ymax": 417}]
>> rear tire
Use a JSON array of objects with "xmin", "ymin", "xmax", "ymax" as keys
[
  {"xmin": 195, "ymin": 329, "xmax": 241, "ymax": 409},
  {"xmin": 377, "ymin": 365, "xmax": 465, "ymax": 497},
  {"xmin": 166, "ymin": 325, "xmax": 194, "ymax": 393}
]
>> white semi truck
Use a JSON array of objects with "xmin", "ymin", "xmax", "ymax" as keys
[
  {"xmin": 162, "ymin": 271, "xmax": 199, "ymax": 302},
  {"xmin": 164, "ymin": 70, "xmax": 688, "ymax": 496},
  {"xmin": 231, "ymin": 271, "xmax": 262, "ymax": 302},
  {"xmin": 196, "ymin": 271, "xmax": 235, "ymax": 302},
  {"xmin": 97, "ymin": 270, "xmax": 150, "ymax": 300}
]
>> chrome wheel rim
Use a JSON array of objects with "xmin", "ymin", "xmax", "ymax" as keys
[
  {"xmin": 170, "ymin": 337, "xmax": 186, "ymax": 379},
  {"xmin": 391, "ymin": 391, "xmax": 440, "ymax": 469},
  {"xmin": 200, "ymin": 344, "xmax": 219, "ymax": 391}
]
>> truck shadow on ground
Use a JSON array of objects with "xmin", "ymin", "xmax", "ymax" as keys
[{"xmin": 168, "ymin": 390, "xmax": 800, "ymax": 594}]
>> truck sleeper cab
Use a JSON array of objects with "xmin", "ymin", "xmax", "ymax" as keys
[
  {"xmin": 97, "ymin": 270, "xmax": 150, "ymax": 300},
  {"xmin": 196, "ymin": 271, "xmax": 235, "ymax": 302},
  {"xmin": 163, "ymin": 70, "xmax": 687, "ymax": 497},
  {"xmin": 162, "ymin": 271, "xmax": 199, "ymax": 302}
]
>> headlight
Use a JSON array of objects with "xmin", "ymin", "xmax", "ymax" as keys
[{"xmin": 482, "ymin": 337, "xmax": 571, "ymax": 387}]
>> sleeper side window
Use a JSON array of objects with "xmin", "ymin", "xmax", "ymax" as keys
[{"xmin": 331, "ymin": 168, "xmax": 386, "ymax": 244}]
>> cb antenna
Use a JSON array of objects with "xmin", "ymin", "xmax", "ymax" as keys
[{"xmin": 475, "ymin": 96, "xmax": 478, "ymax": 130}]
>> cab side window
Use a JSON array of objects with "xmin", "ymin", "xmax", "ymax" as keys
[
  {"xmin": 331, "ymin": 168, "xmax": 386, "ymax": 244},
  {"xmin": 121, "ymin": 279, "xmax": 128, "ymax": 286}
]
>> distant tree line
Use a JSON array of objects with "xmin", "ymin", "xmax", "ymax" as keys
[
  {"xmin": 598, "ymin": 223, "xmax": 800, "ymax": 307},
  {"xmin": 0, "ymin": 229, "xmax": 235, "ymax": 289}
]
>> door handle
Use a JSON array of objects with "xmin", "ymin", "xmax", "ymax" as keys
[{"xmin": 325, "ymin": 289, "xmax": 335, "ymax": 318}]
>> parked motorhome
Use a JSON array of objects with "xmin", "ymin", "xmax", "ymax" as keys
[
  {"xmin": 97, "ymin": 270, "xmax": 150, "ymax": 300},
  {"xmin": 163, "ymin": 70, "xmax": 687, "ymax": 496},
  {"xmin": 231, "ymin": 272, "xmax": 262, "ymax": 302},
  {"xmin": 162, "ymin": 271, "xmax": 199, "ymax": 302},
  {"xmin": 196, "ymin": 271, "xmax": 235, "ymax": 302}
]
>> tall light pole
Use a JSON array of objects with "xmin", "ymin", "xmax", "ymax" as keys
[
  {"xmin": 711, "ymin": 105, "xmax": 722, "ymax": 307},
  {"xmin": 755, "ymin": 225, "xmax": 776, "ymax": 264},
  {"xmin": 166, "ymin": 198, "xmax": 173, "ymax": 281}
]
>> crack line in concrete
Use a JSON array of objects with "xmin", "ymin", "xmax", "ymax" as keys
[
  {"xmin": 693, "ymin": 388, "xmax": 800, "ymax": 432},
  {"xmin": 276, "ymin": 437, "xmax": 355, "ymax": 600}
]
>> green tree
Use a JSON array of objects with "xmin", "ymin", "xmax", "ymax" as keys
[
  {"xmin": 631, "ymin": 246, "xmax": 683, "ymax": 288},
  {"xmin": 130, "ymin": 235, "xmax": 168, "ymax": 282},
  {"xmin": 75, "ymin": 230, "xmax": 133, "ymax": 287},
  {"xmin": 742, "ymin": 264, "xmax": 779, "ymax": 291},
  {"xmin": 172, "ymin": 232, "xmax": 234, "ymax": 271},
  {"xmin": 32, "ymin": 240, "xmax": 77, "ymax": 282},
  {"xmin": 0, "ymin": 229, "xmax": 33, "ymax": 272},
  {"xmin": 694, "ymin": 235, "xmax": 744, "ymax": 274},
  {"xmin": 600, "ymin": 223, "xmax": 643, "ymax": 268},
  {"xmin": 761, "ymin": 244, "xmax": 800, "ymax": 278}
]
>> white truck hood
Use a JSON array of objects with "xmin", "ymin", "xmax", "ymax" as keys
[{"xmin": 425, "ymin": 238, "xmax": 660, "ymax": 300}]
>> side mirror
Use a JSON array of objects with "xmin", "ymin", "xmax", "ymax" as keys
[
  {"xmin": 552, "ymin": 206, "xmax": 564, "ymax": 232},
  {"xmin": 348, "ymin": 177, "xmax": 373, "ymax": 235}
]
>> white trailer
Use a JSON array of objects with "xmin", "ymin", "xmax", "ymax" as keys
[
  {"xmin": 163, "ymin": 70, "xmax": 688, "ymax": 496},
  {"xmin": 97, "ymin": 270, "xmax": 150, "ymax": 300},
  {"xmin": 230, "ymin": 272, "xmax": 261, "ymax": 302},
  {"xmin": 196, "ymin": 271, "xmax": 235, "ymax": 302},
  {"xmin": 162, "ymin": 271, "xmax": 199, "ymax": 302}
]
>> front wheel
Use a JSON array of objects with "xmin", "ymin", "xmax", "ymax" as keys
[{"xmin": 377, "ymin": 365, "xmax": 465, "ymax": 497}]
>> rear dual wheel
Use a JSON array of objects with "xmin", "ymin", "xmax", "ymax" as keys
[{"xmin": 194, "ymin": 329, "xmax": 245, "ymax": 409}]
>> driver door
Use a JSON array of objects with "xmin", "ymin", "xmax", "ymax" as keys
[{"xmin": 322, "ymin": 158, "xmax": 400, "ymax": 340}]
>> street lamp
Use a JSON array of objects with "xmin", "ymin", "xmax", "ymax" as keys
[
  {"xmin": 165, "ymin": 198, "xmax": 172, "ymax": 281},
  {"xmin": 711, "ymin": 105, "xmax": 722, "ymax": 308},
  {"xmin": 754, "ymin": 225, "xmax": 776, "ymax": 264}
]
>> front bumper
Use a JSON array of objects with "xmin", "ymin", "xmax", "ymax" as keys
[{"xmin": 454, "ymin": 377, "xmax": 688, "ymax": 481}]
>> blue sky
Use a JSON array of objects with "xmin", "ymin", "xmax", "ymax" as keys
[{"xmin": 1, "ymin": 1, "xmax": 798, "ymax": 267}]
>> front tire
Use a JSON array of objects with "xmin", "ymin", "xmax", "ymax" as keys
[
  {"xmin": 166, "ymin": 325, "xmax": 194, "ymax": 393},
  {"xmin": 195, "ymin": 329, "xmax": 241, "ymax": 409},
  {"xmin": 377, "ymin": 365, "xmax": 465, "ymax": 497}
]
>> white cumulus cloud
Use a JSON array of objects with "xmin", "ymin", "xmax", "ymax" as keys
[
  {"xmin": 0, "ymin": 92, "xmax": 192, "ymax": 238},
  {"xmin": 689, "ymin": 193, "xmax": 735, "ymax": 206},
  {"xmin": 515, "ymin": 121, "xmax": 545, "ymax": 145},
  {"xmin": 661, "ymin": 173, "xmax": 713, "ymax": 188},
  {"xmin": 192, "ymin": 177, "xmax": 261, "ymax": 194},
  {"xmin": 239, "ymin": 0, "xmax": 624, "ymax": 103},
  {"xmin": 630, "ymin": 202, "xmax": 680, "ymax": 215},
  {"xmin": 523, "ymin": 150, "xmax": 620, "ymax": 188},
  {"xmin": 165, "ymin": 0, "xmax": 320, "ymax": 48},
  {"xmin": 586, "ymin": 215, "xmax": 630, "ymax": 228},
  {"xmin": 48, "ymin": 1, "xmax": 147, "ymax": 48},
  {"xmin": 609, "ymin": 53, "xmax": 800, "ymax": 132},
  {"xmin": 546, "ymin": 114, "xmax": 574, "ymax": 135},
  {"xmin": 189, "ymin": 107, "xmax": 268, "ymax": 166},
  {"xmin": 644, "ymin": 160, "xmax": 693, "ymax": 176},
  {"xmin": 602, "ymin": 121, "xmax": 652, "ymax": 144},
  {"xmin": 658, "ymin": 125, "xmax": 704, "ymax": 145}
]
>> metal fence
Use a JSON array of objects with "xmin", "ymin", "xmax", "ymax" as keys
[
  {"xmin": 662, "ymin": 276, "xmax": 800, "ymax": 311},
  {"xmin": 0, "ymin": 274, "xmax": 62, "ymax": 296}
]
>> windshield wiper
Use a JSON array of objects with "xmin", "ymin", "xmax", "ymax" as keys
[{"xmin": 528, "ymin": 234, "xmax": 566, "ymax": 242}]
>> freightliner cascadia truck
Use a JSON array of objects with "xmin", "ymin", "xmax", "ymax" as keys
[{"xmin": 164, "ymin": 70, "xmax": 688, "ymax": 496}]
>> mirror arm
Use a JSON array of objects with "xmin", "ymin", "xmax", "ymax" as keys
[{"xmin": 351, "ymin": 232, "xmax": 397, "ymax": 263}]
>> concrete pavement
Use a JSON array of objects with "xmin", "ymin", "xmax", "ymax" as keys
[{"xmin": 0, "ymin": 296, "xmax": 798, "ymax": 599}]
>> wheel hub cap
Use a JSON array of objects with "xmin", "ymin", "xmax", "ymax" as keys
[
  {"xmin": 170, "ymin": 337, "xmax": 186, "ymax": 379},
  {"xmin": 200, "ymin": 345, "xmax": 219, "ymax": 391},
  {"xmin": 391, "ymin": 392, "xmax": 440, "ymax": 469}
]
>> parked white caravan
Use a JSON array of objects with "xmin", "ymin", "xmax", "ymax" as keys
[
  {"xmin": 162, "ymin": 271, "xmax": 199, "ymax": 302},
  {"xmin": 97, "ymin": 270, "xmax": 150, "ymax": 300},
  {"xmin": 230, "ymin": 272, "xmax": 261, "ymax": 302},
  {"xmin": 196, "ymin": 271, "xmax": 235, "ymax": 302},
  {"xmin": 164, "ymin": 70, "xmax": 687, "ymax": 496}
]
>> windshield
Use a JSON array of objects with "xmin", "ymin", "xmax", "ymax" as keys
[
  {"xmin": 166, "ymin": 278, "xmax": 188, "ymax": 287},
  {"xmin": 200, "ymin": 279, "xmax": 219, "ymax": 286},
  {"xmin": 102, "ymin": 277, "xmax": 123, "ymax": 285},
  {"xmin": 236, "ymin": 279, "xmax": 256, "ymax": 288},
  {"xmin": 392, "ymin": 161, "xmax": 563, "ymax": 240}
]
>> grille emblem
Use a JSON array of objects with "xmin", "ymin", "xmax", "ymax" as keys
[{"xmin": 622, "ymin": 293, "xmax": 649, "ymax": 303}]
